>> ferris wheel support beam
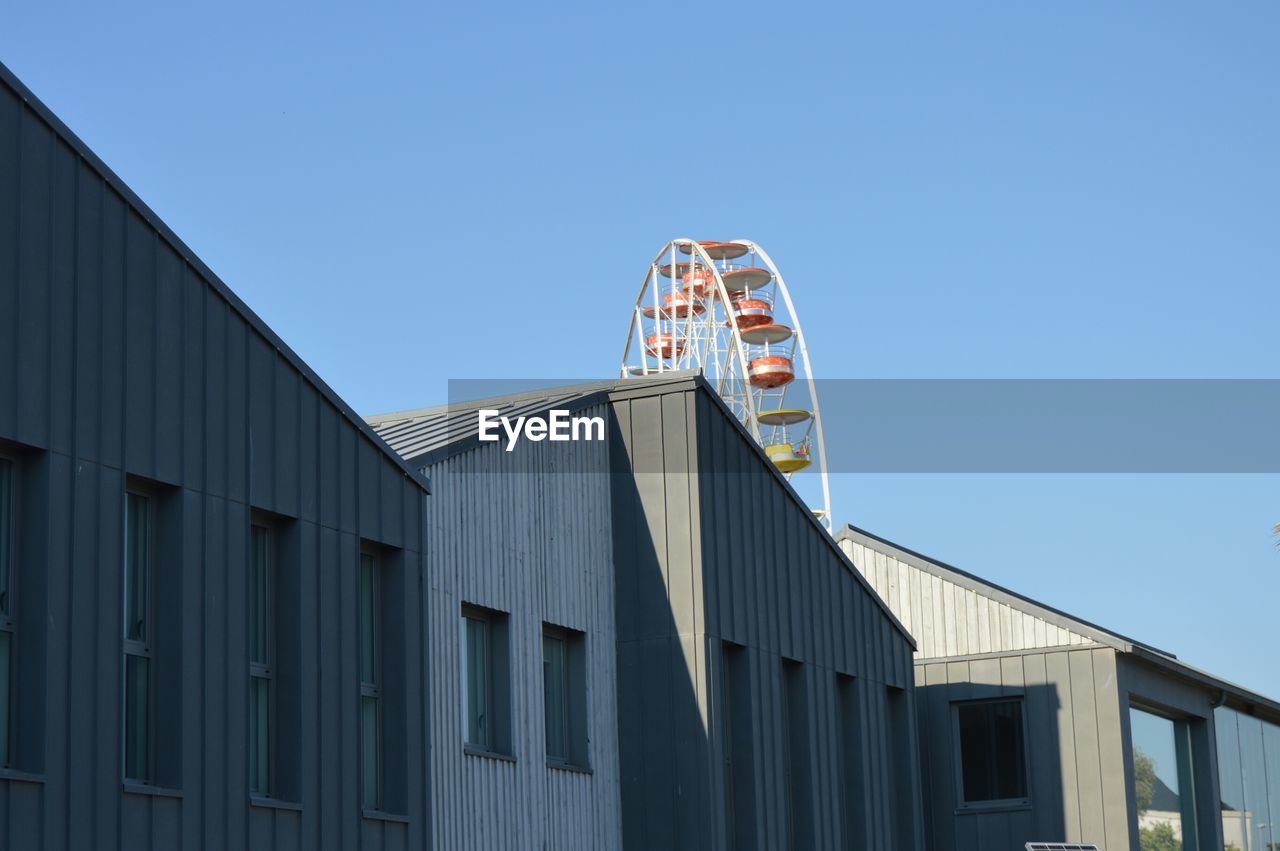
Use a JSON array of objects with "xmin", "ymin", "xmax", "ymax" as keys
[{"xmin": 732, "ymin": 239, "xmax": 832, "ymax": 529}]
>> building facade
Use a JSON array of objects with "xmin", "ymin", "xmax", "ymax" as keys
[
  {"xmin": 0, "ymin": 62, "xmax": 432, "ymax": 850},
  {"xmin": 369, "ymin": 376, "xmax": 926, "ymax": 851},
  {"xmin": 838, "ymin": 524, "xmax": 1280, "ymax": 851}
]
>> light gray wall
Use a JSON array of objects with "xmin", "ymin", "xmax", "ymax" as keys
[
  {"xmin": 838, "ymin": 535, "xmax": 1095, "ymax": 658},
  {"xmin": 419, "ymin": 405, "xmax": 624, "ymax": 851},
  {"xmin": 0, "ymin": 64, "xmax": 431, "ymax": 851},
  {"xmin": 611, "ymin": 387, "xmax": 924, "ymax": 851}
]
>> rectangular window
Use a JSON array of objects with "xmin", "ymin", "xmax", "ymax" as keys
[
  {"xmin": 836, "ymin": 674, "xmax": 865, "ymax": 850},
  {"xmin": 461, "ymin": 604, "xmax": 511, "ymax": 756},
  {"xmin": 542, "ymin": 623, "xmax": 587, "ymax": 768},
  {"xmin": 781, "ymin": 659, "xmax": 813, "ymax": 850},
  {"xmin": 248, "ymin": 524, "xmax": 273, "ymax": 795},
  {"xmin": 0, "ymin": 458, "xmax": 13, "ymax": 767},
  {"xmin": 1132, "ymin": 704, "xmax": 1200, "ymax": 851},
  {"xmin": 123, "ymin": 491, "xmax": 153, "ymax": 783},
  {"xmin": 723, "ymin": 641, "xmax": 756, "ymax": 850},
  {"xmin": 955, "ymin": 697, "xmax": 1029, "ymax": 805},
  {"xmin": 360, "ymin": 552, "xmax": 381, "ymax": 809},
  {"xmin": 1216, "ymin": 705, "xmax": 1280, "ymax": 851}
]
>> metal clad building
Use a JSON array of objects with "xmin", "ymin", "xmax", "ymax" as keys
[
  {"xmin": 370, "ymin": 376, "xmax": 925, "ymax": 851},
  {"xmin": 839, "ymin": 524, "xmax": 1280, "ymax": 851},
  {"xmin": 0, "ymin": 62, "xmax": 432, "ymax": 850}
]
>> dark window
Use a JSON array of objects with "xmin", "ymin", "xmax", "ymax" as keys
[
  {"xmin": 956, "ymin": 697, "xmax": 1029, "ymax": 804},
  {"xmin": 461, "ymin": 603, "xmax": 511, "ymax": 756},
  {"xmin": 542, "ymin": 623, "xmax": 587, "ymax": 768},
  {"xmin": 781, "ymin": 659, "xmax": 813, "ymax": 850},
  {"xmin": 248, "ymin": 525, "xmax": 273, "ymax": 795},
  {"xmin": 360, "ymin": 552, "xmax": 381, "ymax": 809},
  {"xmin": 723, "ymin": 642, "xmax": 756, "ymax": 850},
  {"xmin": 0, "ymin": 458, "xmax": 12, "ymax": 767},
  {"xmin": 836, "ymin": 674, "xmax": 865, "ymax": 850},
  {"xmin": 123, "ymin": 491, "xmax": 153, "ymax": 783}
]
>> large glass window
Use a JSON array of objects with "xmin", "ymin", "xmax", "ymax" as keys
[
  {"xmin": 955, "ymin": 698, "xmax": 1028, "ymax": 805},
  {"xmin": 248, "ymin": 525, "xmax": 273, "ymax": 796},
  {"xmin": 0, "ymin": 458, "xmax": 12, "ymax": 767},
  {"xmin": 1216, "ymin": 705, "xmax": 1280, "ymax": 851},
  {"xmin": 359, "ymin": 552, "xmax": 381, "ymax": 809},
  {"xmin": 461, "ymin": 604, "xmax": 510, "ymax": 756},
  {"xmin": 1130, "ymin": 705, "xmax": 1198, "ymax": 851},
  {"xmin": 123, "ymin": 491, "xmax": 153, "ymax": 782}
]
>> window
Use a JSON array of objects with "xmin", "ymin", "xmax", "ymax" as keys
[
  {"xmin": 248, "ymin": 525, "xmax": 273, "ymax": 795},
  {"xmin": 0, "ymin": 458, "xmax": 13, "ymax": 767},
  {"xmin": 461, "ymin": 604, "xmax": 511, "ymax": 756},
  {"xmin": 781, "ymin": 659, "xmax": 813, "ymax": 849},
  {"xmin": 955, "ymin": 697, "xmax": 1029, "ymax": 805},
  {"xmin": 1217, "ymin": 705, "xmax": 1279, "ymax": 851},
  {"xmin": 887, "ymin": 687, "xmax": 918, "ymax": 845},
  {"xmin": 836, "ymin": 674, "xmax": 865, "ymax": 850},
  {"xmin": 123, "ymin": 491, "xmax": 153, "ymax": 783},
  {"xmin": 542, "ymin": 623, "xmax": 587, "ymax": 768},
  {"xmin": 360, "ymin": 552, "xmax": 381, "ymax": 809},
  {"xmin": 723, "ymin": 641, "xmax": 756, "ymax": 850},
  {"xmin": 1131, "ymin": 705, "xmax": 1199, "ymax": 851}
]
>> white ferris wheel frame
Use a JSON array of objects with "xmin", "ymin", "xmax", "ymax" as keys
[{"xmin": 620, "ymin": 237, "xmax": 833, "ymax": 530}]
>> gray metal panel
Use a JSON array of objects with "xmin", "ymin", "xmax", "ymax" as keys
[
  {"xmin": 419, "ymin": 405, "xmax": 624, "ymax": 851},
  {"xmin": 915, "ymin": 646, "xmax": 1132, "ymax": 851},
  {"xmin": 610, "ymin": 386, "xmax": 923, "ymax": 850},
  {"xmin": 0, "ymin": 65, "xmax": 430, "ymax": 850}
]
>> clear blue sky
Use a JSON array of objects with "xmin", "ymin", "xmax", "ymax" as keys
[{"xmin": 5, "ymin": 3, "xmax": 1277, "ymax": 694}]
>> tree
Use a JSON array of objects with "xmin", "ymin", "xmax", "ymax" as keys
[
  {"xmin": 1139, "ymin": 821, "xmax": 1181, "ymax": 851},
  {"xmin": 1133, "ymin": 748, "xmax": 1156, "ymax": 813}
]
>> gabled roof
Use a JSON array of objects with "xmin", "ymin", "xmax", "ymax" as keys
[
  {"xmin": 369, "ymin": 373, "xmax": 918, "ymax": 648},
  {"xmin": 837, "ymin": 522, "xmax": 1280, "ymax": 721},
  {"xmin": 0, "ymin": 61, "xmax": 430, "ymax": 494},
  {"xmin": 836, "ymin": 523, "xmax": 1160, "ymax": 655}
]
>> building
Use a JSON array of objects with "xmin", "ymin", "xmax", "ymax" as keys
[
  {"xmin": 0, "ymin": 59, "xmax": 926, "ymax": 850},
  {"xmin": 368, "ymin": 375, "xmax": 925, "ymax": 850},
  {"xmin": 0, "ymin": 62, "xmax": 432, "ymax": 849},
  {"xmin": 838, "ymin": 523, "xmax": 1280, "ymax": 851}
]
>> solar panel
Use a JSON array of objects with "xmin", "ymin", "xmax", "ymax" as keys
[{"xmin": 1025, "ymin": 844, "xmax": 1100, "ymax": 851}]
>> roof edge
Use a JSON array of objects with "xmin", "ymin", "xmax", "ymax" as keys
[{"xmin": 0, "ymin": 61, "xmax": 431, "ymax": 495}]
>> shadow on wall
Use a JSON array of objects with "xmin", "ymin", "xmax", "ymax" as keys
[
  {"xmin": 916, "ymin": 679, "xmax": 1068, "ymax": 851},
  {"xmin": 610, "ymin": 447, "xmax": 713, "ymax": 849}
]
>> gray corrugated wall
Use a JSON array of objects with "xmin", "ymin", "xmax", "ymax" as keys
[
  {"xmin": 420, "ymin": 404, "xmax": 624, "ymax": 851},
  {"xmin": 915, "ymin": 646, "xmax": 1129, "ymax": 851},
  {"xmin": 0, "ymin": 70, "xmax": 430, "ymax": 850},
  {"xmin": 610, "ymin": 388, "xmax": 923, "ymax": 851}
]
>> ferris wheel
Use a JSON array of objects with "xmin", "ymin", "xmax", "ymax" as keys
[{"xmin": 620, "ymin": 238, "xmax": 832, "ymax": 530}]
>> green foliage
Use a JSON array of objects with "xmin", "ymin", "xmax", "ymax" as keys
[
  {"xmin": 1133, "ymin": 748, "xmax": 1156, "ymax": 814},
  {"xmin": 1138, "ymin": 821, "xmax": 1181, "ymax": 851}
]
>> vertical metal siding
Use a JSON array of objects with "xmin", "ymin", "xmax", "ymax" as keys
[
  {"xmin": 839, "ymin": 538, "xmax": 1093, "ymax": 658},
  {"xmin": 420, "ymin": 405, "xmax": 624, "ymax": 851},
  {"xmin": 611, "ymin": 388, "xmax": 923, "ymax": 851},
  {"xmin": 0, "ymin": 72, "xmax": 430, "ymax": 851},
  {"xmin": 915, "ymin": 646, "xmax": 1130, "ymax": 851}
]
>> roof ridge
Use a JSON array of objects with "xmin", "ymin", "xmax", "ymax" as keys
[{"xmin": 0, "ymin": 60, "xmax": 430, "ymax": 494}]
